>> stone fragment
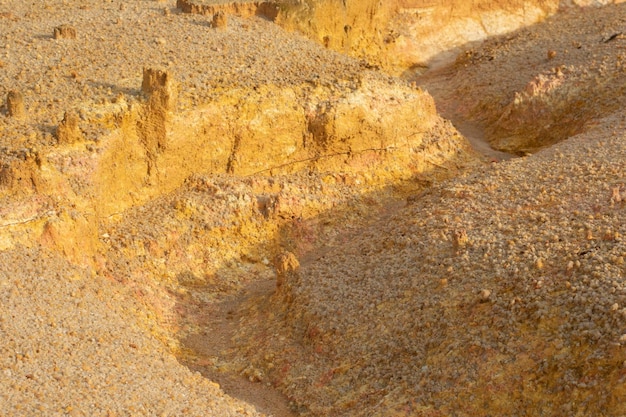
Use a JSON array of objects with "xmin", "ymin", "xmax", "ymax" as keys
[
  {"xmin": 536, "ymin": 258, "xmax": 544, "ymax": 270},
  {"xmin": 479, "ymin": 289, "xmax": 491, "ymax": 302},
  {"xmin": 53, "ymin": 25, "xmax": 77, "ymax": 40},
  {"xmin": 452, "ymin": 228, "xmax": 468, "ymax": 250},
  {"xmin": 6, "ymin": 90, "xmax": 25, "ymax": 118}
]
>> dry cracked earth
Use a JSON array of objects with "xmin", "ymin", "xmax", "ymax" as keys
[{"xmin": 0, "ymin": 0, "xmax": 625, "ymax": 416}]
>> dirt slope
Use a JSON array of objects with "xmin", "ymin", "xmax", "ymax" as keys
[
  {"xmin": 227, "ymin": 4, "xmax": 626, "ymax": 416},
  {"xmin": 0, "ymin": 246, "xmax": 263, "ymax": 417},
  {"xmin": 1, "ymin": 1, "xmax": 625, "ymax": 416},
  {"xmin": 419, "ymin": 2, "xmax": 626, "ymax": 153},
  {"xmin": 235, "ymin": 112, "xmax": 626, "ymax": 416}
]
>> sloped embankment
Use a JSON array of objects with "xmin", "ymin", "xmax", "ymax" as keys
[
  {"xmin": 420, "ymin": 2, "xmax": 626, "ymax": 153},
  {"xmin": 222, "ymin": 3, "xmax": 626, "ymax": 415},
  {"xmin": 234, "ymin": 107, "xmax": 626, "ymax": 417},
  {"xmin": 0, "ymin": 1, "xmax": 472, "ymax": 415}
]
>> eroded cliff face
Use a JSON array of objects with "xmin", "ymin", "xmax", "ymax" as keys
[
  {"xmin": 0, "ymin": 69, "xmax": 468, "ymax": 267},
  {"xmin": 3, "ymin": 1, "xmax": 624, "ymax": 416}
]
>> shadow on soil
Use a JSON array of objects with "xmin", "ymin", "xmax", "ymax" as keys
[{"xmin": 168, "ymin": 156, "xmax": 471, "ymax": 416}]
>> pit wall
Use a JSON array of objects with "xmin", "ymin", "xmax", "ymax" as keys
[
  {"xmin": 95, "ymin": 76, "xmax": 443, "ymax": 217},
  {"xmin": 0, "ymin": 75, "xmax": 469, "ymax": 266},
  {"xmin": 273, "ymin": 0, "xmax": 625, "ymax": 74}
]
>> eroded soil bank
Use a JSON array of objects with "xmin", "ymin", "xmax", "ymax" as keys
[
  {"xmin": 0, "ymin": 0, "xmax": 625, "ymax": 416},
  {"xmin": 0, "ymin": 0, "xmax": 470, "ymax": 415}
]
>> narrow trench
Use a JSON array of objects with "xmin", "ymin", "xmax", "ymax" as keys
[
  {"xmin": 175, "ymin": 197, "xmax": 411, "ymax": 416},
  {"xmin": 179, "ymin": 279, "xmax": 297, "ymax": 417},
  {"xmin": 448, "ymin": 118, "xmax": 515, "ymax": 162},
  {"xmin": 173, "ymin": 77, "xmax": 517, "ymax": 417},
  {"xmin": 415, "ymin": 70, "xmax": 518, "ymax": 163}
]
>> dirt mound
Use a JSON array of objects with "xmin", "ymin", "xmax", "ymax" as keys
[{"xmin": 234, "ymin": 112, "xmax": 626, "ymax": 417}]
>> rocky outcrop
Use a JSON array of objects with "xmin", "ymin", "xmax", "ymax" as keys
[
  {"xmin": 0, "ymin": 151, "xmax": 42, "ymax": 196},
  {"xmin": 212, "ymin": 10, "xmax": 228, "ymax": 28},
  {"xmin": 274, "ymin": 251, "xmax": 299, "ymax": 297},
  {"xmin": 6, "ymin": 90, "xmax": 25, "ymax": 119},
  {"xmin": 53, "ymin": 24, "xmax": 77, "ymax": 39},
  {"xmin": 92, "ymin": 75, "xmax": 462, "ymax": 218},
  {"xmin": 0, "ymin": 72, "xmax": 468, "ymax": 264},
  {"xmin": 137, "ymin": 68, "xmax": 178, "ymax": 180}
]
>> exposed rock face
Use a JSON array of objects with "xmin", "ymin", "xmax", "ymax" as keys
[
  {"xmin": 275, "ymin": 0, "xmax": 626, "ymax": 73},
  {"xmin": 91, "ymin": 74, "xmax": 462, "ymax": 217},
  {"xmin": 137, "ymin": 68, "xmax": 178, "ymax": 179},
  {"xmin": 177, "ymin": 0, "xmax": 280, "ymax": 20},
  {"xmin": 0, "ymin": 67, "xmax": 451, "ymax": 267}
]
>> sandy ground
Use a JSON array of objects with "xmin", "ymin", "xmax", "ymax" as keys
[
  {"xmin": 1, "ymin": 1, "xmax": 625, "ymax": 416},
  {"xmin": 226, "ymin": 5, "xmax": 626, "ymax": 417},
  {"xmin": 0, "ymin": 246, "xmax": 263, "ymax": 416}
]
